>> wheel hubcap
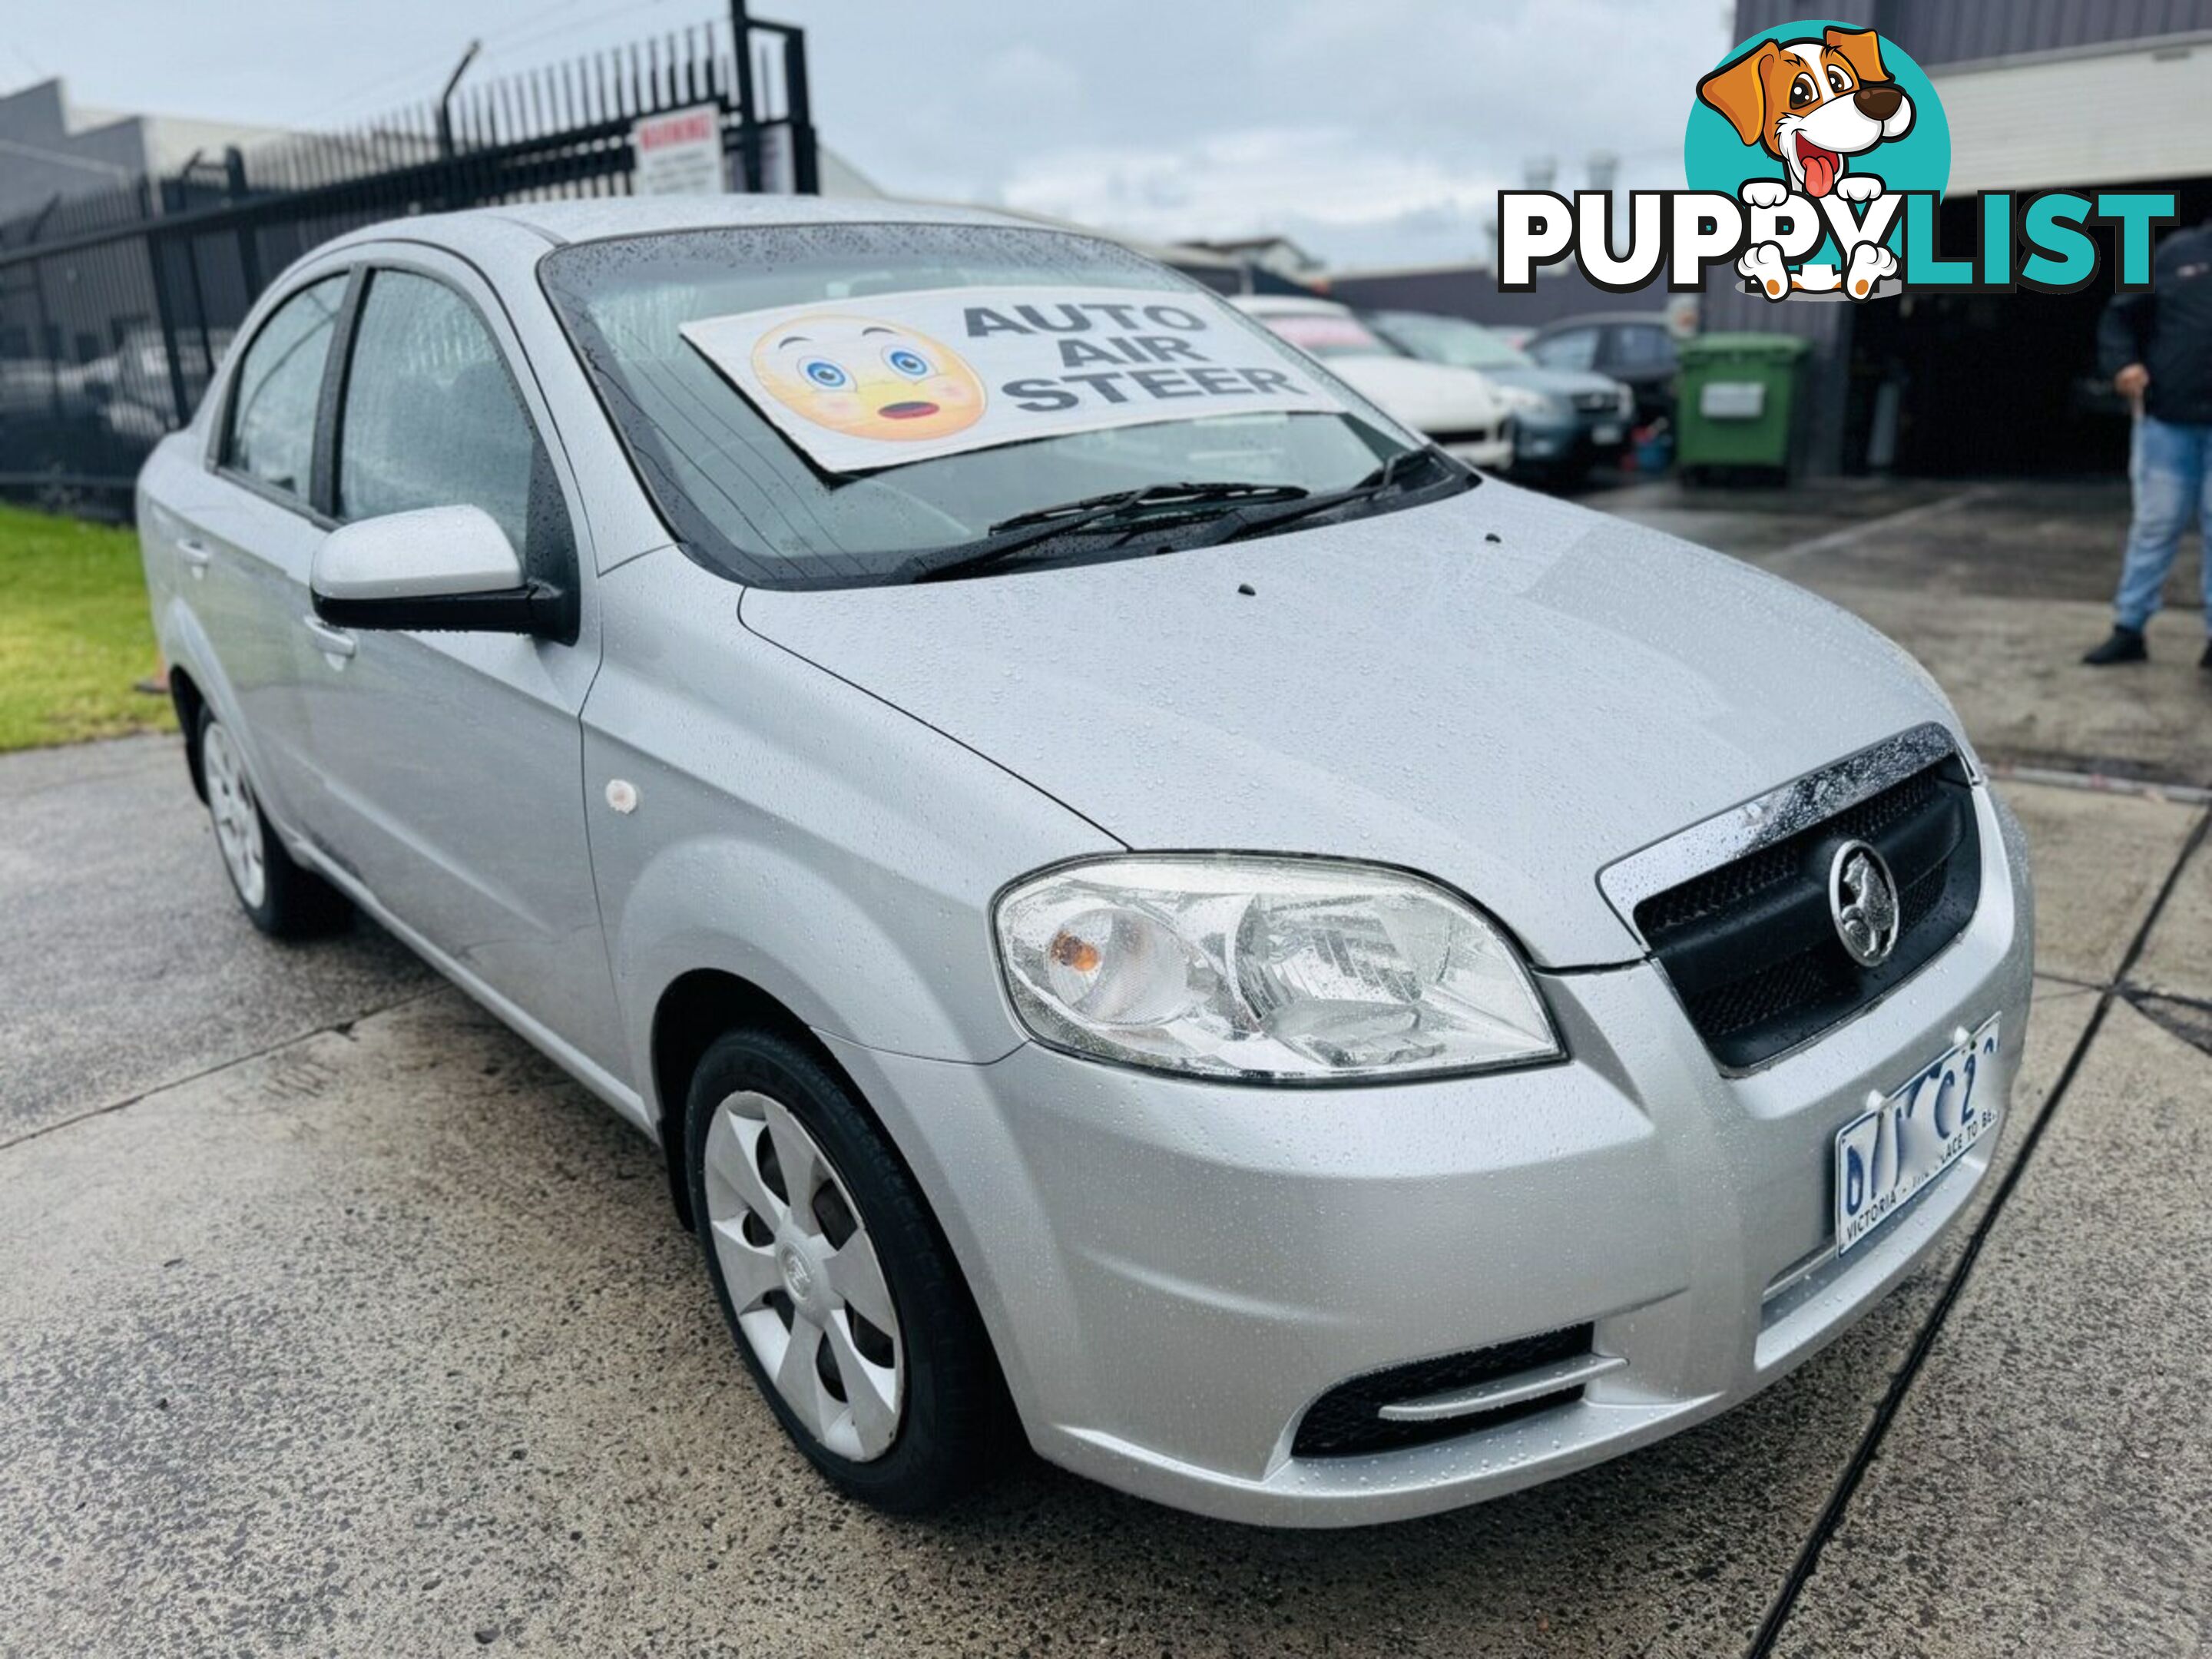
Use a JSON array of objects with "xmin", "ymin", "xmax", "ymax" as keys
[
  {"xmin": 201, "ymin": 721, "xmax": 267, "ymax": 909},
  {"xmin": 777, "ymin": 1238, "xmax": 822, "ymax": 1306},
  {"xmin": 700, "ymin": 1090, "xmax": 904, "ymax": 1462}
]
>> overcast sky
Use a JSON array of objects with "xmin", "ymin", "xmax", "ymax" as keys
[{"xmin": 11, "ymin": 0, "xmax": 1733, "ymax": 270}]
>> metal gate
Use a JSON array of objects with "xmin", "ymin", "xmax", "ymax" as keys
[{"xmin": 0, "ymin": 11, "xmax": 818, "ymax": 516}]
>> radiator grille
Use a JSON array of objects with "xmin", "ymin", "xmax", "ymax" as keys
[{"xmin": 1634, "ymin": 757, "xmax": 1981, "ymax": 1069}]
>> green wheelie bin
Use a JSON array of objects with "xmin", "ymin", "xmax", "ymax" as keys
[{"xmin": 1674, "ymin": 333, "xmax": 1810, "ymax": 484}]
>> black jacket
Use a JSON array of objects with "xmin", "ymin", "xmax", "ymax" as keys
[{"xmin": 2098, "ymin": 220, "xmax": 2212, "ymax": 426}]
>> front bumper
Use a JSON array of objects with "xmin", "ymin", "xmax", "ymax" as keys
[
  {"xmin": 823, "ymin": 786, "xmax": 2033, "ymax": 1526},
  {"xmin": 1511, "ymin": 409, "xmax": 1631, "ymax": 470}
]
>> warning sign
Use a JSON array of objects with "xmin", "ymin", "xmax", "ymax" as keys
[{"xmin": 631, "ymin": 104, "xmax": 727, "ymax": 197}]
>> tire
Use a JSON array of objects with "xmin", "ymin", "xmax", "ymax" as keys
[
  {"xmin": 194, "ymin": 706, "xmax": 351, "ymax": 939},
  {"xmin": 685, "ymin": 1028, "xmax": 1006, "ymax": 1513}
]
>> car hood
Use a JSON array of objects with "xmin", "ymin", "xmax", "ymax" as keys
[
  {"xmin": 1481, "ymin": 365, "xmax": 1624, "ymax": 402},
  {"xmin": 1320, "ymin": 355, "xmax": 1507, "ymax": 432},
  {"xmin": 740, "ymin": 483, "xmax": 1958, "ymax": 968}
]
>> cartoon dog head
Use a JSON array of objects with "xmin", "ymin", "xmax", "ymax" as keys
[{"xmin": 1697, "ymin": 27, "xmax": 1914, "ymax": 199}]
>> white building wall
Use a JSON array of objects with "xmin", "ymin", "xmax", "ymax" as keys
[{"xmin": 1936, "ymin": 37, "xmax": 2212, "ymax": 193}]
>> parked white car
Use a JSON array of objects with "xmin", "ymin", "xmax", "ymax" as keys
[
  {"xmin": 135, "ymin": 197, "xmax": 2032, "ymax": 1527},
  {"xmin": 1230, "ymin": 296, "xmax": 1515, "ymax": 470}
]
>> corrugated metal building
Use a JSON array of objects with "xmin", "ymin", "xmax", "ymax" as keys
[{"xmin": 1713, "ymin": 0, "xmax": 2212, "ymax": 475}]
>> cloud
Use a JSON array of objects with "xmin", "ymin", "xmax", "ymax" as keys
[
  {"xmin": 975, "ymin": 43, "xmax": 1088, "ymax": 117},
  {"xmin": 998, "ymin": 125, "xmax": 1512, "ymax": 265},
  {"xmin": 21, "ymin": 0, "xmax": 1729, "ymax": 271},
  {"xmin": 1248, "ymin": 0, "xmax": 1713, "ymax": 144},
  {"xmin": 896, "ymin": 0, "xmax": 1722, "ymax": 269}
]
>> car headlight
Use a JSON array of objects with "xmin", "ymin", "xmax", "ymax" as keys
[
  {"xmin": 1615, "ymin": 383, "xmax": 1635, "ymax": 417},
  {"xmin": 1498, "ymin": 384, "xmax": 1551, "ymax": 419},
  {"xmin": 993, "ymin": 856, "xmax": 1559, "ymax": 1083}
]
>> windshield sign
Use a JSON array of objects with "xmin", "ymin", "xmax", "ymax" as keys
[
  {"xmin": 539, "ymin": 223, "xmax": 1426, "ymax": 588},
  {"xmin": 681, "ymin": 285, "xmax": 1346, "ymax": 473}
]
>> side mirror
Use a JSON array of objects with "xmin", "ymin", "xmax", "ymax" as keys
[{"xmin": 310, "ymin": 505, "xmax": 566, "ymax": 637}]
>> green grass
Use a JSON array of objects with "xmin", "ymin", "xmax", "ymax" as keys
[{"xmin": 0, "ymin": 502, "xmax": 174, "ymax": 752}]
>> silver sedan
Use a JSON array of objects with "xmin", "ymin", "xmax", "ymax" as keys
[{"xmin": 137, "ymin": 197, "xmax": 2032, "ymax": 1526}]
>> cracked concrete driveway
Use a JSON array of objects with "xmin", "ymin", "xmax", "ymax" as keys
[{"xmin": 3, "ymin": 479, "xmax": 2210, "ymax": 1657}]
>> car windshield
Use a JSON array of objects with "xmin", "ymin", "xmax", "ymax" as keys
[
  {"xmin": 1371, "ymin": 312, "xmax": 1533, "ymax": 371},
  {"xmin": 1248, "ymin": 310, "xmax": 1398, "ymax": 360},
  {"xmin": 539, "ymin": 223, "xmax": 1430, "ymax": 588}
]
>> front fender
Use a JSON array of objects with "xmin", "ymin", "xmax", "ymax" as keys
[
  {"xmin": 606, "ymin": 827, "xmax": 1025, "ymax": 1081},
  {"xmin": 584, "ymin": 549, "xmax": 1119, "ymax": 1128}
]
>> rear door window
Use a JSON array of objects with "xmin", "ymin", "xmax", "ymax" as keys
[
  {"xmin": 1608, "ymin": 325, "xmax": 1677, "ymax": 374},
  {"xmin": 220, "ymin": 275, "xmax": 348, "ymax": 504},
  {"xmin": 1529, "ymin": 327, "xmax": 1598, "ymax": 372}
]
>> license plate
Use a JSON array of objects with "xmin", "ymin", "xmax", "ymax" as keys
[
  {"xmin": 1591, "ymin": 422, "xmax": 1623, "ymax": 445},
  {"xmin": 1834, "ymin": 1015, "xmax": 2002, "ymax": 1255}
]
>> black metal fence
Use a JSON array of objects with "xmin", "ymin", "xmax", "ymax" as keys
[{"xmin": 0, "ymin": 12, "xmax": 818, "ymax": 517}]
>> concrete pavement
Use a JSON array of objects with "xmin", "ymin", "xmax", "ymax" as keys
[
  {"xmin": 4, "ymin": 478, "xmax": 2210, "ymax": 1655},
  {"xmin": 1773, "ymin": 998, "xmax": 2212, "ymax": 1659},
  {"xmin": 2, "ymin": 747, "xmax": 2207, "ymax": 1655},
  {"xmin": 0, "ymin": 736, "xmax": 429, "ymax": 1141}
]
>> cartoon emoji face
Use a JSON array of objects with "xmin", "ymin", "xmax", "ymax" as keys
[{"xmin": 750, "ymin": 315, "xmax": 986, "ymax": 443}]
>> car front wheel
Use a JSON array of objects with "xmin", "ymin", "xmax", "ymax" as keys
[{"xmin": 686, "ymin": 1028, "xmax": 1006, "ymax": 1512}]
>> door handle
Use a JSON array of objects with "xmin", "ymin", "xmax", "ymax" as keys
[
  {"xmin": 177, "ymin": 537, "xmax": 214, "ymax": 574},
  {"xmin": 301, "ymin": 615, "xmax": 357, "ymax": 660}
]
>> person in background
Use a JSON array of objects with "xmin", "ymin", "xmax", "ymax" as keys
[{"xmin": 2084, "ymin": 215, "xmax": 2212, "ymax": 667}]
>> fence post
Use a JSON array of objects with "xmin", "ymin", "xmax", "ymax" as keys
[
  {"xmin": 437, "ymin": 41, "xmax": 482, "ymax": 160},
  {"xmin": 28, "ymin": 256, "xmax": 64, "ymax": 432},
  {"xmin": 781, "ymin": 26, "xmax": 818, "ymax": 194},
  {"xmin": 437, "ymin": 42, "xmax": 483, "ymax": 210},
  {"xmin": 224, "ymin": 146, "xmax": 262, "ymax": 300},
  {"xmin": 178, "ymin": 227, "xmax": 214, "ymax": 400},
  {"xmin": 729, "ymin": 0, "xmax": 763, "ymax": 192},
  {"xmin": 148, "ymin": 231, "xmax": 192, "ymax": 428},
  {"xmin": 18, "ymin": 198, "xmax": 66, "ymax": 439},
  {"xmin": 139, "ymin": 169, "xmax": 193, "ymax": 425}
]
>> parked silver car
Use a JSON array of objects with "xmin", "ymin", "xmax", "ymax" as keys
[
  {"xmin": 1363, "ymin": 309, "xmax": 1634, "ymax": 482},
  {"xmin": 137, "ymin": 198, "xmax": 2033, "ymax": 1527}
]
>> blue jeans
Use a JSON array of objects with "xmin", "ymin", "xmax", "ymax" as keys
[{"xmin": 2114, "ymin": 415, "xmax": 2212, "ymax": 633}]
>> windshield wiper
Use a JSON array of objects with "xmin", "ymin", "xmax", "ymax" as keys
[
  {"xmin": 1176, "ymin": 445, "xmax": 1465, "ymax": 549},
  {"xmin": 897, "ymin": 481, "xmax": 1308, "ymax": 584}
]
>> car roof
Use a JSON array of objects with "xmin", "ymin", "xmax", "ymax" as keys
[
  {"xmin": 488, "ymin": 194, "xmax": 1034, "ymax": 242},
  {"xmin": 1367, "ymin": 308, "xmax": 1493, "ymax": 328},
  {"xmin": 1529, "ymin": 311, "xmax": 1672, "ymax": 335},
  {"xmin": 1226, "ymin": 295, "xmax": 1351, "ymax": 316},
  {"xmin": 310, "ymin": 194, "xmax": 1055, "ymax": 275}
]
